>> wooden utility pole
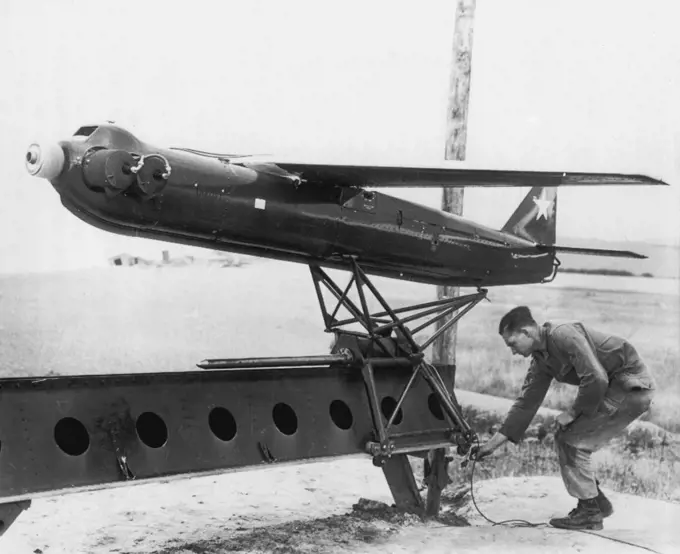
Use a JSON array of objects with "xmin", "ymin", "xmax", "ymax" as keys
[
  {"xmin": 437, "ymin": 0, "xmax": 476, "ymax": 363},
  {"xmin": 426, "ymin": 0, "xmax": 476, "ymax": 518}
]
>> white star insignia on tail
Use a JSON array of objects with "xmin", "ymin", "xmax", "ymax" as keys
[{"xmin": 533, "ymin": 190, "xmax": 553, "ymax": 221}]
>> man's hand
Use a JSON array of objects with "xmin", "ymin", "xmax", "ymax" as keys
[
  {"xmin": 469, "ymin": 432, "xmax": 509, "ymax": 462},
  {"xmin": 472, "ymin": 442, "xmax": 496, "ymax": 461},
  {"xmin": 555, "ymin": 411, "xmax": 576, "ymax": 429}
]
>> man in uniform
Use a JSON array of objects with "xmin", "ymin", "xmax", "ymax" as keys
[{"xmin": 475, "ymin": 306, "xmax": 656, "ymax": 530}]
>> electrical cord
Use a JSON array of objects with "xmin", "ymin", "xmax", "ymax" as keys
[
  {"xmin": 464, "ymin": 436, "xmax": 665, "ymax": 554},
  {"xmin": 466, "ymin": 437, "xmax": 547, "ymax": 528}
]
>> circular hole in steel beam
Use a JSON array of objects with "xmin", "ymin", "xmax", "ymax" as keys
[
  {"xmin": 329, "ymin": 400, "xmax": 353, "ymax": 430},
  {"xmin": 273, "ymin": 403, "xmax": 298, "ymax": 436},
  {"xmin": 136, "ymin": 411, "xmax": 168, "ymax": 448},
  {"xmin": 54, "ymin": 417, "xmax": 90, "ymax": 456},
  {"xmin": 428, "ymin": 393, "xmax": 445, "ymax": 421},
  {"xmin": 380, "ymin": 396, "xmax": 403, "ymax": 426},
  {"xmin": 209, "ymin": 407, "xmax": 237, "ymax": 442}
]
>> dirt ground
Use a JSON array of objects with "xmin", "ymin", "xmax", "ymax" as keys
[{"xmin": 3, "ymin": 456, "xmax": 679, "ymax": 554}]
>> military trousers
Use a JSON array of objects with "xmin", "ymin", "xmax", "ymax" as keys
[{"xmin": 554, "ymin": 382, "xmax": 654, "ymax": 499}]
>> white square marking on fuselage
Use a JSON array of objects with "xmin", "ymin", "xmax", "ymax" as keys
[{"xmin": 255, "ymin": 198, "xmax": 266, "ymax": 210}]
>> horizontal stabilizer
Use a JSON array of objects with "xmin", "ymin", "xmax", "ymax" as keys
[
  {"xmin": 254, "ymin": 162, "xmax": 669, "ymax": 189},
  {"xmin": 537, "ymin": 245, "xmax": 648, "ymax": 259}
]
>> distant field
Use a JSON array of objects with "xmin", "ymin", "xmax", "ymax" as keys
[{"xmin": 1, "ymin": 261, "xmax": 678, "ymax": 435}]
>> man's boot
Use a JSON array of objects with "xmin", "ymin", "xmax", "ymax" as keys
[
  {"xmin": 595, "ymin": 479, "xmax": 614, "ymax": 518},
  {"xmin": 549, "ymin": 498, "xmax": 604, "ymax": 530}
]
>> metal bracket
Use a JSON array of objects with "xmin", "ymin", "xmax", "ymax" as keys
[
  {"xmin": 542, "ymin": 256, "xmax": 561, "ymax": 283},
  {"xmin": 100, "ymin": 407, "xmax": 137, "ymax": 481},
  {"xmin": 109, "ymin": 426, "xmax": 135, "ymax": 481},
  {"xmin": 258, "ymin": 442, "xmax": 277, "ymax": 463}
]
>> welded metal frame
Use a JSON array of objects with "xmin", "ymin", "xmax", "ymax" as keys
[
  {"xmin": 309, "ymin": 259, "xmax": 486, "ymax": 460},
  {"xmin": 310, "ymin": 259, "xmax": 486, "ymax": 352}
]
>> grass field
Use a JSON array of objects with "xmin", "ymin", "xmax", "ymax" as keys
[
  {"xmin": 434, "ymin": 399, "xmax": 680, "ymax": 503},
  {"xmin": 1, "ymin": 261, "xmax": 678, "ymax": 502}
]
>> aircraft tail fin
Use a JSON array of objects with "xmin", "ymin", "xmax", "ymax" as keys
[
  {"xmin": 502, "ymin": 187, "xmax": 648, "ymax": 259},
  {"xmin": 501, "ymin": 186, "xmax": 557, "ymax": 245}
]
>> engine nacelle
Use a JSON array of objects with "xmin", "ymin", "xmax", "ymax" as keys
[
  {"xmin": 81, "ymin": 148, "xmax": 137, "ymax": 197},
  {"xmin": 130, "ymin": 154, "xmax": 171, "ymax": 198},
  {"xmin": 81, "ymin": 149, "xmax": 172, "ymax": 199}
]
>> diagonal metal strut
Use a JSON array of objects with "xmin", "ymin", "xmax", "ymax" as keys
[{"xmin": 310, "ymin": 259, "xmax": 484, "ymax": 459}]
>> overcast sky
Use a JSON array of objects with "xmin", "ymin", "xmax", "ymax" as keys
[{"xmin": 0, "ymin": 0, "xmax": 678, "ymax": 273}]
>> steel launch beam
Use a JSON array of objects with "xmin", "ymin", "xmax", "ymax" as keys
[{"xmin": 0, "ymin": 352, "xmax": 462, "ymax": 507}]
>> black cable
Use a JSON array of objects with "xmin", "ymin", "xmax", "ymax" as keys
[
  {"xmin": 465, "ymin": 436, "xmax": 665, "ymax": 554},
  {"xmin": 467, "ymin": 437, "xmax": 546, "ymax": 528},
  {"xmin": 574, "ymin": 529, "xmax": 665, "ymax": 554}
]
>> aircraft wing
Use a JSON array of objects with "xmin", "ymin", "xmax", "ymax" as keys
[{"xmin": 247, "ymin": 162, "xmax": 668, "ymax": 188}]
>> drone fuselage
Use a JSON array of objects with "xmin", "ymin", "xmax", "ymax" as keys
[{"xmin": 36, "ymin": 124, "xmax": 554, "ymax": 286}]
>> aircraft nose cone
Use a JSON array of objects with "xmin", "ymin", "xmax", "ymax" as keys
[{"xmin": 25, "ymin": 142, "xmax": 65, "ymax": 180}]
